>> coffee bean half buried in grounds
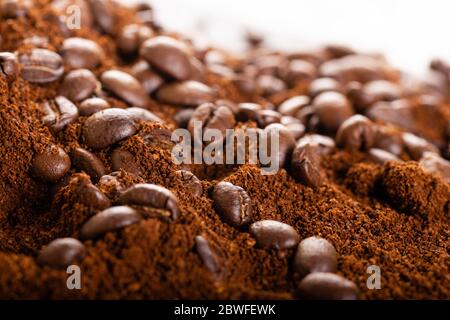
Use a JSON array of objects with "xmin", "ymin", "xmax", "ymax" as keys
[
  {"xmin": 140, "ymin": 36, "xmax": 192, "ymax": 80},
  {"xmin": 19, "ymin": 48, "xmax": 64, "ymax": 83},
  {"xmin": 126, "ymin": 107, "xmax": 163, "ymax": 123},
  {"xmin": 335, "ymin": 115, "xmax": 375, "ymax": 151},
  {"xmin": 82, "ymin": 108, "xmax": 137, "ymax": 149},
  {"xmin": 41, "ymin": 96, "xmax": 79, "ymax": 133},
  {"xmin": 156, "ymin": 80, "xmax": 215, "ymax": 106},
  {"xmin": 80, "ymin": 206, "xmax": 141, "ymax": 240},
  {"xmin": 111, "ymin": 148, "xmax": 143, "ymax": 176},
  {"xmin": 313, "ymin": 91, "xmax": 353, "ymax": 133},
  {"xmin": 70, "ymin": 174, "xmax": 111, "ymax": 210},
  {"xmin": 100, "ymin": 70, "xmax": 149, "ymax": 108},
  {"xmin": 294, "ymin": 236, "xmax": 338, "ymax": 277},
  {"xmin": 195, "ymin": 235, "xmax": 220, "ymax": 275},
  {"xmin": 296, "ymin": 134, "xmax": 335, "ymax": 156},
  {"xmin": 368, "ymin": 148, "xmax": 400, "ymax": 165},
  {"xmin": 212, "ymin": 181, "xmax": 253, "ymax": 228},
  {"xmin": 60, "ymin": 69, "xmax": 98, "ymax": 102},
  {"xmin": 117, "ymin": 183, "xmax": 180, "ymax": 220},
  {"xmin": 297, "ymin": 272, "xmax": 357, "ymax": 300},
  {"xmin": 249, "ymin": 220, "xmax": 300, "ymax": 250},
  {"xmin": 175, "ymin": 170, "xmax": 203, "ymax": 197},
  {"xmin": 79, "ymin": 97, "xmax": 110, "ymax": 116},
  {"xmin": 0, "ymin": 52, "xmax": 19, "ymax": 82},
  {"xmin": 32, "ymin": 146, "xmax": 71, "ymax": 182},
  {"xmin": 71, "ymin": 147, "xmax": 107, "ymax": 181},
  {"xmin": 61, "ymin": 37, "xmax": 104, "ymax": 70},
  {"xmin": 37, "ymin": 238, "xmax": 85, "ymax": 269},
  {"xmin": 290, "ymin": 143, "xmax": 324, "ymax": 188}
]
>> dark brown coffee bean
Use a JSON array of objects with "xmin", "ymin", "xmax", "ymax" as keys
[
  {"xmin": 264, "ymin": 123, "xmax": 296, "ymax": 168},
  {"xmin": 173, "ymin": 109, "xmax": 194, "ymax": 128},
  {"xmin": 313, "ymin": 91, "xmax": 353, "ymax": 132},
  {"xmin": 71, "ymin": 147, "xmax": 107, "ymax": 181},
  {"xmin": 373, "ymin": 126, "xmax": 403, "ymax": 156},
  {"xmin": 195, "ymin": 235, "xmax": 220, "ymax": 275},
  {"xmin": 37, "ymin": 238, "xmax": 85, "ymax": 269},
  {"xmin": 324, "ymin": 44, "xmax": 355, "ymax": 59},
  {"xmin": 41, "ymin": 96, "xmax": 78, "ymax": 133},
  {"xmin": 297, "ymin": 272, "xmax": 357, "ymax": 300},
  {"xmin": 296, "ymin": 134, "xmax": 336, "ymax": 156},
  {"xmin": 290, "ymin": 143, "xmax": 324, "ymax": 188},
  {"xmin": 0, "ymin": 52, "xmax": 19, "ymax": 82},
  {"xmin": 111, "ymin": 148, "xmax": 143, "ymax": 176},
  {"xmin": 236, "ymin": 103, "xmax": 263, "ymax": 123},
  {"xmin": 71, "ymin": 174, "xmax": 111, "ymax": 209},
  {"xmin": 131, "ymin": 60, "xmax": 164, "ymax": 94},
  {"xmin": 336, "ymin": 115, "xmax": 375, "ymax": 151},
  {"xmin": 294, "ymin": 236, "xmax": 338, "ymax": 277},
  {"xmin": 188, "ymin": 103, "xmax": 236, "ymax": 137},
  {"xmin": 126, "ymin": 107, "xmax": 163, "ymax": 123},
  {"xmin": 60, "ymin": 69, "xmax": 98, "ymax": 102},
  {"xmin": 366, "ymin": 100, "xmax": 415, "ymax": 132},
  {"xmin": 140, "ymin": 36, "xmax": 192, "ymax": 80},
  {"xmin": 419, "ymin": 152, "xmax": 450, "ymax": 183},
  {"xmin": 362, "ymin": 80, "xmax": 401, "ymax": 104},
  {"xmin": 117, "ymin": 183, "xmax": 180, "ymax": 220},
  {"xmin": 175, "ymin": 170, "xmax": 202, "ymax": 197},
  {"xmin": 281, "ymin": 117, "xmax": 305, "ymax": 140},
  {"xmin": 282, "ymin": 59, "xmax": 317, "ymax": 85},
  {"xmin": 79, "ymin": 97, "xmax": 110, "ymax": 116},
  {"xmin": 257, "ymin": 109, "xmax": 282, "ymax": 128},
  {"xmin": 19, "ymin": 48, "xmax": 64, "ymax": 83},
  {"xmin": 256, "ymin": 74, "xmax": 286, "ymax": 96},
  {"xmin": 0, "ymin": 0, "xmax": 30, "ymax": 19},
  {"xmin": 156, "ymin": 80, "xmax": 215, "ymax": 106},
  {"xmin": 82, "ymin": 108, "xmax": 137, "ymax": 149},
  {"xmin": 61, "ymin": 37, "xmax": 104, "ymax": 70},
  {"xmin": 90, "ymin": 0, "xmax": 116, "ymax": 34},
  {"xmin": 80, "ymin": 206, "xmax": 141, "ymax": 240},
  {"xmin": 309, "ymin": 77, "xmax": 342, "ymax": 98},
  {"xmin": 249, "ymin": 220, "xmax": 300, "ymax": 250},
  {"xmin": 212, "ymin": 181, "xmax": 253, "ymax": 228},
  {"xmin": 117, "ymin": 24, "xmax": 153, "ymax": 55},
  {"xmin": 32, "ymin": 146, "xmax": 71, "ymax": 182},
  {"xmin": 368, "ymin": 148, "xmax": 400, "ymax": 165},
  {"xmin": 278, "ymin": 95, "xmax": 310, "ymax": 116},
  {"xmin": 402, "ymin": 132, "xmax": 440, "ymax": 160},
  {"xmin": 100, "ymin": 70, "xmax": 149, "ymax": 108}
]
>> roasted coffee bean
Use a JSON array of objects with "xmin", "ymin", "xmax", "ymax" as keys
[
  {"xmin": 82, "ymin": 108, "xmax": 137, "ymax": 149},
  {"xmin": 278, "ymin": 95, "xmax": 310, "ymax": 116},
  {"xmin": 0, "ymin": 52, "xmax": 19, "ymax": 82},
  {"xmin": 117, "ymin": 24, "xmax": 153, "ymax": 55},
  {"xmin": 60, "ymin": 69, "xmax": 98, "ymax": 102},
  {"xmin": 281, "ymin": 117, "xmax": 306, "ymax": 140},
  {"xmin": 131, "ymin": 60, "xmax": 164, "ymax": 94},
  {"xmin": 362, "ymin": 80, "xmax": 401, "ymax": 104},
  {"xmin": 366, "ymin": 100, "xmax": 415, "ymax": 132},
  {"xmin": 335, "ymin": 115, "xmax": 375, "ymax": 151},
  {"xmin": 372, "ymin": 126, "xmax": 403, "ymax": 156},
  {"xmin": 308, "ymin": 77, "xmax": 342, "ymax": 98},
  {"xmin": 41, "ymin": 96, "xmax": 78, "ymax": 133},
  {"xmin": 71, "ymin": 174, "xmax": 111, "ymax": 209},
  {"xmin": 236, "ymin": 103, "xmax": 262, "ymax": 123},
  {"xmin": 230, "ymin": 74, "xmax": 256, "ymax": 97},
  {"xmin": 249, "ymin": 220, "xmax": 300, "ymax": 250},
  {"xmin": 173, "ymin": 109, "xmax": 194, "ymax": 128},
  {"xmin": 100, "ymin": 70, "xmax": 149, "ymax": 108},
  {"xmin": 282, "ymin": 59, "xmax": 317, "ymax": 85},
  {"xmin": 188, "ymin": 103, "xmax": 236, "ymax": 137},
  {"xmin": 71, "ymin": 147, "xmax": 107, "ymax": 181},
  {"xmin": 32, "ymin": 146, "xmax": 71, "ymax": 182},
  {"xmin": 37, "ymin": 238, "xmax": 85, "ymax": 269},
  {"xmin": 296, "ymin": 134, "xmax": 335, "ymax": 156},
  {"xmin": 297, "ymin": 272, "xmax": 357, "ymax": 300},
  {"xmin": 140, "ymin": 36, "xmax": 192, "ymax": 80},
  {"xmin": 294, "ymin": 236, "xmax": 338, "ymax": 277},
  {"xmin": 156, "ymin": 80, "xmax": 215, "ymax": 106},
  {"xmin": 79, "ymin": 97, "xmax": 110, "ymax": 116},
  {"xmin": 175, "ymin": 170, "xmax": 202, "ymax": 197},
  {"xmin": 126, "ymin": 107, "xmax": 163, "ymax": 123},
  {"xmin": 313, "ymin": 91, "xmax": 353, "ymax": 132},
  {"xmin": 324, "ymin": 44, "xmax": 355, "ymax": 59},
  {"xmin": 0, "ymin": 0, "xmax": 31, "ymax": 19},
  {"xmin": 419, "ymin": 152, "xmax": 450, "ymax": 183},
  {"xmin": 195, "ymin": 235, "xmax": 220, "ymax": 275},
  {"xmin": 117, "ymin": 183, "xmax": 180, "ymax": 220},
  {"xmin": 290, "ymin": 143, "xmax": 324, "ymax": 188},
  {"xmin": 80, "ymin": 206, "xmax": 141, "ymax": 240},
  {"xmin": 111, "ymin": 148, "xmax": 143, "ymax": 176},
  {"xmin": 90, "ymin": 0, "xmax": 116, "ymax": 34},
  {"xmin": 19, "ymin": 48, "xmax": 64, "ymax": 83},
  {"xmin": 402, "ymin": 132, "xmax": 440, "ymax": 160},
  {"xmin": 256, "ymin": 74, "xmax": 286, "ymax": 96},
  {"xmin": 212, "ymin": 181, "xmax": 253, "ymax": 228},
  {"xmin": 368, "ymin": 148, "xmax": 400, "ymax": 165},
  {"xmin": 264, "ymin": 123, "xmax": 296, "ymax": 168},
  {"xmin": 97, "ymin": 171, "xmax": 126, "ymax": 196},
  {"xmin": 61, "ymin": 37, "xmax": 104, "ymax": 70},
  {"xmin": 257, "ymin": 109, "xmax": 282, "ymax": 128}
]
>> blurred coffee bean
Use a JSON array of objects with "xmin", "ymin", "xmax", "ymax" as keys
[
  {"xmin": 37, "ymin": 238, "xmax": 85, "ymax": 269},
  {"xmin": 278, "ymin": 95, "xmax": 310, "ymax": 116},
  {"xmin": 60, "ymin": 69, "xmax": 98, "ymax": 102},
  {"xmin": 79, "ymin": 97, "xmax": 110, "ymax": 116},
  {"xmin": 140, "ymin": 36, "xmax": 192, "ymax": 80},
  {"xmin": 41, "ymin": 96, "xmax": 78, "ymax": 133},
  {"xmin": 294, "ymin": 236, "xmax": 338, "ymax": 277},
  {"xmin": 188, "ymin": 103, "xmax": 236, "ymax": 137},
  {"xmin": 0, "ymin": 0, "xmax": 31, "ymax": 19},
  {"xmin": 175, "ymin": 170, "xmax": 202, "ymax": 197},
  {"xmin": 126, "ymin": 107, "xmax": 163, "ymax": 123},
  {"xmin": 336, "ymin": 115, "xmax": 375, "ymax": 151},
  {"xmin": 19, "ymin": 48, "xmax": 64, "ymax": 83},
  {"xmin": 195, "ymin": 235, "xmax": 220, "ymax": 275},
  {"xmin": 32, "ymin": 146, "xmax": 71, "ymax": 182},
  {"xmin": 51, "ymin": 0, "xmax": 93, "ymax": 29},
  {"xmin": 111, "ymin": 148, "xmax": 143, "ymax": 176},
  {"xmin": 308, "ymin": 77, "xmax": 343, "ymax": 98},
  {"xmin": 80, "ymin": 206, "xmax": 141, "ymax": 240},
  {"xmin": 142, "ymin": 126, "xmax": 173, "ymax": 149},
  {"xmin": 290, "ymin": 143, "xmax": 324, "ymax": 188},
  {"xmin": 402, "ymin": 132, "xmax": 440, "ymax": 160},
  {"xmin": 256, "ymin": 74, "xmax": 286, "ymax": 96},
  {"xmin": 257, "ymin": 109, "xmax": 282, "ymax": 128},
  {"xmin": 101, "ymin": 70, "xmax": 149, "ymax": 108},
  {"xmin": 70, "ymin": 174, "xmax": 111, "ymax": 209},
  {"xmin": 323, "ymin": 44, "xmax": 355, "ymax": 59},
  {"xmin": 281, "ymin": 117, "xmax": 306, "ymax": 140},
  {"xmin": 249, "ymin": 220, "xmax": 300, "ymax": 250},
  {"xmin": 117, "ymin": 183, "xmax": 180, "ymax": 220},
  {"xmin": 372, "ymin": 126, "xmax": 404, "ymax": 156},
  {"xmin": 281, "ymin": 59, "xmax": 317, "ymax": 85},
  {"xmin": 0, "ymin": 52, "xmax": 19, "ymax": 82},
  {"xmin": 61, "ymin": 37, "xmax": 104, "ymax": 70},
  {"xmin": 82, "ymin": 108, "xmax": 137, "ymax": 149},
  {"xmin": 231, "ymin": 74, "xmax": 256, "ymax": 97},
  {"xmin": 297, "ymin": 272, "xmax": 357, "ymax": 300},
  {"xmin": 313, "ymin": 91, "xmax": 353, "ymax": 132},
  {"xmin": 212, "ymin": 181, "xmax": 253, "ymax": 228},
  {"xmin": 156, "ymin": 81, "xmax": 215, "ymax": 106},
  {"xmin": 264, "ymin": 123, "xmax": 296, "ymax": 168},
  {"xmin": 236, "ymin": 103, "xmax": 262, "ymax": 123},
  {"xmin": 90, "ymin": 0, "xmax": 116, "ymax": 34},
  {"xmin": 368, "ymin": 148, "xmax": 400, "ymax": 165},
  {"xmin": 117, "ymin": 24, "xmax": 153, "ymax": 55},
  {"xmin": 362, "ymin": 80, "xmax": 401, "ymax": 104},
  {"xmin": 173, "ymin": 109, "xmax": 194, "ymax": 128},
  {"xmin": 71, "ymin": 147, "xmax": 107, "ymax": 181},
  {"xmin": 131, "ymin": 60, "xmax": 164, "ymax": 94},
  {"xmin": 296, "ymin": 134, "xmax": 336, "ymax": 156},
  {"xmin": 419, "ymin": 152, "xmax": 450, "ymax": 183},
  {"xmin": 366, "ymin": 100, "xmax": 415, "ymax": 132}
]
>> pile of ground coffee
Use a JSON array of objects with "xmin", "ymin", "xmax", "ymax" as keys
[{"xmin": 0, "ymin": 0, "xmax": 448, "ymax": 299}]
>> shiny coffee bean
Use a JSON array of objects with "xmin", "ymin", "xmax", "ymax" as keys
[
  {"xmin": 335, "ymin": 115, "xmax": 375, "ymax": 151},
  {"xmin": 173, "ymin": 109, "xmax": 194, "ymax": 128},
  {"xmin": 117, "ymin": 183, "xmax": 180, "ymax": 220},
  {"xmin": 402, "ymin": 132, "xmax": 440, "ymax": 160},
  {"xmin": 297, "ymin": 272, "xmax": 358, "ymax": 300},
  {"xmin": 60, "ymin": 69, "xmax": 98, "ymax": 102},
  {"xmin": 79, "ymin": 97, "xmax": 110, "ymax": 116},
  {"xmin": 82, "ymin": 108, "xmax": 137, "ymax": 149},
  {"xmin": 195, "ymin": 235, "xmax": 220, "ymax": 275},
  {"xmin": 41, "ymin": 96, "xmax": 78, "ymax": 133},
  {"xmin": 296, "ymin": 134, "xmax": 336, "ymax": 156},
  {"xmin": 90, "ymin": 0, "xmax": 116, "ymax": 34},
  {"xmin": 0, "ymin": 52, "xmax": 19, "ymax": 82},
  {"xmin": 140, "ymin": 36, "xmax": 192, "ymax": 80},
  {"xmin": 283, "ymin": 122, "xmax": 305, "ymax": 140},
  {"xmin": 131, "ymin": 60, "xmax": 164, "ymax": 94},
  {"xmin": 368, "ymin": 148, "xmax": 400, "ymax": 165},
  {"xmin": 282, "ymin": 59, "xmax": 317, "ymax": 85},
  {"xmin": 372, "ymin": 126, "xmax": 404, "ymax": 156},
  {"xmin": 19, "ymin": 48, "xmax": 64, "ymax": 83},
  {"xmin": 256, "ymin": 74, "xmax": 286, "ymax": 96},
  {"xmin": 313, "ymin": 91, "xmax": 353, "ymax": 132},
  {"xmin": 290, "ymin": 143, "xmax": 324, "ymax": 188},
  {"xmin": 362, "ymin": 80, "xmax": 401, "ymax": 105},
  {"xmin": 80, "ymin": 206, "xmax": 141, "ymax": 240},
  {"xmin": 308, "ymin": 77, "xmax": 342, "ymax": 98},
  {"xmin": 212, "ymin": 181, "xmax": 253, "ymax": 228},
  {"xmin": 236, "ymin": 103, "xmax": 262, "ymax": 123},
  {"xmin": 249, "ymin": 220, "xmax": 300, "ymax": 250},
  {"xmin": 126, "ymin": 107, "xmax": 163, "ymax": 123},
  {"xmin": 264, "ymin": 123, "xmax": 296, "ymax": 168},
  {"xmin": 419, "ymin": 152, "xmax": 450, "ymax": 183},
  {"xmin": 294, "ymin": 236, "xmax": 338, "ymax": 277},
  {"xmin": 278, "ymin": 95, "xmax": 310, "ymax": 116},
  {"xmin": 366, "ymin": 100, "xmax": 415, "ymax": 132},
  {"xmin": 117, "ymin": 24, "xmax": 153, "ymax": 55},
  {"xmin": 188, "ymin": 103, "xmax": 236, "ymax": 137},
  {"xmin": 156, "ymin": 81, "xmax": 215, "ymax": 106},
  {"xmin": 100, "ymin": 70, "xmax": 149, "ymax": 108},
  {"xmin": 32, "ymin": 146, "xmax": 71, "ymax": 182},
  {"xmin": 37, "ymin": 238, "xmax": 85, "ymax": 269},
  {"xmin": 71, "ymin": 174, "xmax": 111, "ymax": 209},
  {"xmin": 111, "ymin": 148, "xmax": 143, "ymax": 176},
  {"xmin": 175, "ymin": 170, "xmax": 202, "ymax": 197},
  {"xmin": 257, "ymin": 109, "xmax": 282, "ymax": 128},
  {"xmin": 61, "ymin": 37, "xmax": 104, "ymax": 70},
  {"xmin": 71, "ymin": 147, "xmax": 107, "ymax": 181}
]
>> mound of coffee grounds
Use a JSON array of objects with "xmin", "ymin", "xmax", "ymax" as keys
[{"xmin": 0, "ymin": 0, "xmax": 448, "ymax": 299}]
